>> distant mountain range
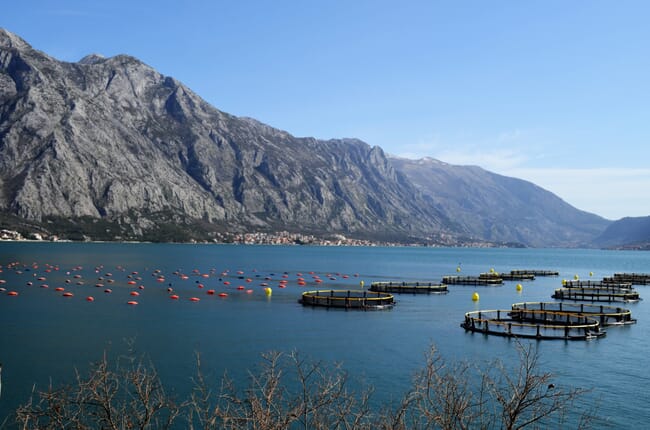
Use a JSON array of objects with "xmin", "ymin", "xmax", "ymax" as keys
[{"xmin": 0, "ymin": 28, "xmax": 639, "ymax": 248}]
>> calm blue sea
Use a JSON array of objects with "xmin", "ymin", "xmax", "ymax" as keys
[{"xmin": 1, "ymin": 242, "xmax": 649, "ymax": 427}]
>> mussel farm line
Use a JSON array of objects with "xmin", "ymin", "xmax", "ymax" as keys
[
  {"xmin": 299, "ymin": 290, "xmax": 395, "ymax": 310},
  {"xmin": 369, "ymin": 281, "xmax": 448, "ymax": 294},
  {"xmin": 511, "ymin": 302, "xmax": 636, "ymax": 326},
  {"xmin": 460, "ymin": 309, "xmax": 606, "ymax": 340}
]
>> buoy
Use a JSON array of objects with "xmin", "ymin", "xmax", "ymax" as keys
[
  {"xmin": 189, "ymin": 297, "xmax": 200, "ymax": 302},
  {"xmin": 130, "ymin": 291, "xmax": 140, "ymax": 296},
  {"xmin": 40, "ymin": 284, "xmax": 49, "ymax": 288},
  {"xmin": 7, "ymin": 291, "xmax": 18, "ymax": 296},
  {"xmin": 127, "ymin": 301, "xmax": 138, "ymax": 305},
  {"xmin": 86, "ymin": 296, "xmax": 95, "ymax": 302},
  {"xmin": 138, "ymin": 285, "xmax": 145, "ymax": 290},
  {"xmin": 207, "ymin": 289, "xmax": 215, "ymax": 295},
  {"xmin": 62, "ymin": 292, "xmax": 73, "ymax": 297},
  {"xmin": 360, "ymin": 280, "xmax": 365, "ymax": 288},
  {"xmin": 264, "ymin": 287, "xmax": 272, "ymax": 296},
  {"xmin": 167, "ymin": 287, "xmax": 173, "ymax": 292},
  {"xmin": 516, "ymin": 283, "xmax": 523, "ymax": 292},
  {"xmin": 237, "ymin": 285, "xmax": 245, "ymax": 290},
  {"xmin": 472, "ymin": 292, "xmax": 479, "ymax": 301},
  {"xmin": 127, "ymin": 280, "xmax": 136, "ymax": 285},
  {"xmin": 246, "ymin": 289, "xmax": 253, "ymax": 294},
  {"xmin": 55, "ymin": 287, "xmax": 65, "ymax": 292},
  {"xmin": 456, "ymin": 266, "xmax": 461, "ymax": 272},
  {"xmin": 589, "ymin": 271, "xmax": 594, "ymax": 277},
  {"xmin": 574, "ymin": 274, "xmax": 579, "ymax": 280},
  {"xmin": 104, "ymin": 289, "xmax": 112, "ymax": 293},
  {"xmin": 562, "ymin": 279, "xmax": 567, "ymax": 285},
  {"xmin": 170, "ymin": 294, "xmax": 179, "ymax": 300},
  {"xmin": 490, "ymin": 268, "xmax": 495, "ymax": 273},
  {"xmin": 218, "ymin": 292, "xmax": 228, "ymax": 297}
]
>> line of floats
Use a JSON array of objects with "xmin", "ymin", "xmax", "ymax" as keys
[{"xmin": 1, "ymin": 260, "xmax": 647, "ymax": 342}]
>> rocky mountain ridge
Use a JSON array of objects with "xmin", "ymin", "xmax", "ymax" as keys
[{"xmin": 0, "ymin": 28, "xmax": 612, "ymax": 246}]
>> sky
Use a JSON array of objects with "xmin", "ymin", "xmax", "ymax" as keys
[{"xmin": 3, "ymin": 1, "xmax": 650, "ymax": 220}]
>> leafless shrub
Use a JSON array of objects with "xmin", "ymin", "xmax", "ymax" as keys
[
  {"xmin": 13, "ymin": 342, "xmax": 593, "ymax": 430},
  {"xmin": 15, "ymin": 350, "xmax": 181, "ymax": 429}
]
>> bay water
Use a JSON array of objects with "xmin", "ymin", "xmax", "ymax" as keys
[{"xmin": 1, "ymin": 242, "xmax": 649, "ymax": 427}]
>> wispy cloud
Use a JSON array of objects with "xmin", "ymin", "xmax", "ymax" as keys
[
  {"xmin": 502, "ymin": 167, "xmax": 650, "ymax": 220},
  {"xmin": 394, "ymin": 129, "xmax": 649, "ymax": 219},
  {"xmin": 397, "ymin": 128, "xmax": 535, "ymax": 171}
]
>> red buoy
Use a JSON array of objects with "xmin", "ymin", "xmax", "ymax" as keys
[
  {"xmin": 170, "ymin": 294, "xmax": 179, "ymax": 300},
  {"xmin": 86, "ymin": 296, "xmax": 95, "ymax": 302},
  {"xmin": 63, "ymin": 292, "xmax": 73, "ymax": 297},
  {"xmin": 189, "ymin": 297, "xmax": 200, "ymax": 302},
  {"xmin": 218, "ymin": 292, "xmax": 228, "ymax": 297},
  {"xmin": 127, "ymin": 300, "xmax": 138, "ymax": 305},
  {"xmin": 207, "ymin": 289, "xmax": 215, "ymax": 295},
  {"xmin": 130, "ymin": 291, "xmax": 140, "ymax": 296},
  {"xmin": 7, "ymin": 291, "xmax": 18, "ymax": 296}
]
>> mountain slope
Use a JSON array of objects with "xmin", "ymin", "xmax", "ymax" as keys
[
  {"xmin": 0, "ymin": 28, "xmax": 449, "ymax": 242},
  {"xmin": 389, "ymin": 157, "xmax": 610, "ymax": 247},
  {"xmin": 593, "ymin": 216, "xmax": 650, "ymax": 248}
]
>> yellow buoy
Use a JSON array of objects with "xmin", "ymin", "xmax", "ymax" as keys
[
  {"xmin": 490, "ymin": 268, "xmax": 495, "ymax": 273},
  {"xmin": 562, "ymin": 279, "xmax": 567, "ymax": 285},
  {"xmin": 264, "ymin": 287, "xmax": 272, "ymax": 296},
  {"xmin": 589, "ymin": 271, "xmax": 594, "ymax": 277},
  {"xmin": 516, "ymin": 283, "xmax": 522, "ymax": 291},
  {"xmin": 360, "ymin": 280, "xmax": 365, "ymax": 288},
  {"xmin": 456, "ymin": 266, "xmax": 461, "ymax": 272},
  {"xmin": 472, "ymin": 292, "xmax": 479, "ymax": 301},
  {"xmin": 574, "ymin": 274, "xmax": 579, "ymax": 280}
]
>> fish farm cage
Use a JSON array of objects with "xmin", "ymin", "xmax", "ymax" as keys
[
  {"xmin": 369, "ymin": 281, "xmax": 448, "ymax": 294},
  {"xmin": 299, "ymin": 290, "xmax": 395, "ymax": 310},
  {"xmin": 461, "ymin": 309, "xmax": 606, "ymax": 340},
  {"xmin": 511, "ymin": 301, "xmax": 636, "ymax": 326},
  {"xmin": 552, "ymin": 287, "xmax": 640, "ymax": 303}
]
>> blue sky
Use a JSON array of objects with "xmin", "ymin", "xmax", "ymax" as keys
[{"xmin": 3, "ymin": 1, "xmax": 649, "ymax": 220}]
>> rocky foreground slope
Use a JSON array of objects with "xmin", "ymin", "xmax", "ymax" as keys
[{"xmin": 0, "ymin": 29, "xmax": 610, "ymax": 246}]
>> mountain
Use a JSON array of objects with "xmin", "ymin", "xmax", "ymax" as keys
[
  {"xmin": 389, "ymin": 157, "xmax": 610, "ymax": 247},
  {"xmin": 593, "ymin": 216, "xmax": 650, "ymax": 249},
  {"xmin": 0, "ymin": 28, "xmax": 451, "ymax": 243},
  {"xmin": 0, "ymin": 28, "xmax": 610, "ymax": 246}
]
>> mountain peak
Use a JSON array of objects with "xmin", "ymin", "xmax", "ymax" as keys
[
  {"xmin": 0, "ymin": 28, "xmax": 31, "ymax": 50},
  {"xmin": 78, "ymin": 53, "xmax": 106, "ymax": 65}
]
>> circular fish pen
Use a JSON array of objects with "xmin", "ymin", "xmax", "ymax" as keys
[
  {"xmin": 442, "ymin": 275, "xmax": 503, "ymax": 286},
  {"xmin": 511, "ymin": 301, "xmax": 636, "ymax": 326},
  {"xmin": 370, "ymin": 281, "xmax": 448, "ymax": 294},
  {"xmin": 300, "ymin": 290, "xmax": 395, "ymax": 310},
  {"xmin": 552, "ymin": 287, "xmax": 640, "ymax": 303},
  {"xmin": 461, "ymin": 309, "xmax": 606, "ymax": 340}
]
